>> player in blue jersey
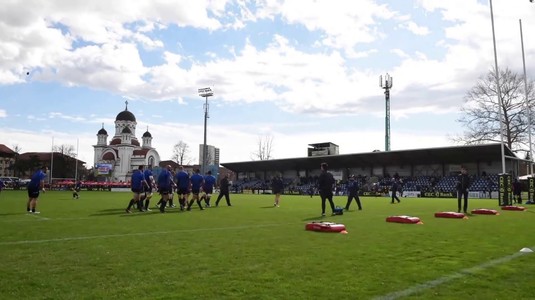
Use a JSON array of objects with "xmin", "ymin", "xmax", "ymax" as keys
[
  {"xmin": 142, "ymin": 166, "xmax": 156, "ymax": 211},
  {"xmin": 200, "ymin": 170, "xmax": 216, "ymax": 207},
  {"xmin": 157, "ymin": 165, "xmax": 175, "ymax": 213},
  {"xmin": 26, "ymin": 165, "xmax": 48, "ymax": 214},
  {"xmin": 157, "ymin": 170, "xmax": 177, "ymax": 209},
  {"xmin": 126, "ymin": 165, "xmax": 148, "ymax": 213},
  {"xmin": 175, "ymin": 166, "xmax": 190, "ymax": 211},
  {"xmin": 187, "ymin": 168, "xmax": 205, "ymax": 211}
]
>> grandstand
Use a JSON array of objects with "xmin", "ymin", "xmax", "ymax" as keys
[{"xmin": 221, "ymin": 143, "xmax": 527, "ymax": 197}]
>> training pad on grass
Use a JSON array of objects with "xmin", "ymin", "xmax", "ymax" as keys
[
  {"xmin": 386, "ymin": 215, "xmax": 422, "ymax": 224},
  {"xmin": 471, "ymin": 208, "xmax": 499, "ymax": 215},
  {"xmin": 305, "ymin": 221, "xmax": 346, "ymax": 232},
  {"xmin": 434, "ymin": 212, "xmax": 467, "ymax": 219},
  {"xmin": 501, "ymin": 205, "xmax": 526, "ymax": 211}
]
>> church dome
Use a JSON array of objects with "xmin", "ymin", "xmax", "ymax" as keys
[
  {"xmin": 142, "ymin": 130, "xmax": 152, "ymax": 138},
  {"xmin": 116, "ymin": 110, "xmax": 136, "ymax": 122},
  {"xmin": 97, "ymin": 128, "xmax": 108, "ymax": 135},
  {"xmin": 115, "ymin": 100, "xmax": 136, "ymax": 122}
]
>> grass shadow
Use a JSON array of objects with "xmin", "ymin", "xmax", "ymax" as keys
[{"xmin": 302, "ymin": 216, "xmax": 327, "ymax": 221}]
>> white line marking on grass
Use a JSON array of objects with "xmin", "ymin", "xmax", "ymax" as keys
[
  {"xmin": 1, "ymin": 216, "xmax": 96, "ymax": 223},
  {"xmin": 374, "ymin": 247, "xmax": 535, "ymax": 300},
  {"xmin": 0, "ymin": 223, "xmax": 294, "ymax": 246},
  {"xmin": 27, "ymin": 213, "xmax": 50, "ymax": 221}
]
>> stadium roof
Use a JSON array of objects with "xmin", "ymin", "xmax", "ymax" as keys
[{"xmin": 221, "ymin": 143, "xmax": 518, "ymax": 173}]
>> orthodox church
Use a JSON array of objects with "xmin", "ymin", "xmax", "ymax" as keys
[{"xmin": 93, "ymin": 101, "xmax": 161, "ymax": 182}]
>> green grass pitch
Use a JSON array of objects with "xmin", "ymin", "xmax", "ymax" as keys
[{"xmin": 0, "ymin": 190, "xmax": 534, "ymax": 299}]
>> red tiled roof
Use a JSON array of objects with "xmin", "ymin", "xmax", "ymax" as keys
[
  {"xmin": 17, "ymin": 152, "xmax": 86, "ymax": 164},
  {"xmin": 110, "ymin": 138, "xmax": 121, "ymax": 145},
  {"xmin": 133, "ymin": 149, "xmax": 149, "ymax": 156},
  {"xmin": 0, "ymin": 144, "xmax": 16, "ymax": 155}
]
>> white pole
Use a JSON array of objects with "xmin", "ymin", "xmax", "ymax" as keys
[
  {"xmin": 75, "ymin": 138, "xmax": 79, "ymax": 181},
  {"xmin": 489, "ymin": 0, "xmax": 507, "ymax": 174},
  {"xmin": 519, "ymin": 19, "xmax": 533, "ymax": 176}
]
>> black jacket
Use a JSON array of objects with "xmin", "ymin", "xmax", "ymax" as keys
[
  {"xmin": 318, "ymin": 171, "xmax": 334, "ymax": 193},
  {"xmin": 220, "ymin": 177, "xmax": 230, "ymax": 193},
  {"xmin": 457, "ymin": 174, "xmax": 470, "ymax": 192}
]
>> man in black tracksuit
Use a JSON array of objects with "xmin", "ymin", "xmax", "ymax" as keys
[
  {"xmin": 457, "ymin": 167, "xmax": 470, "ymax": 213},
  {"xmin": 391, "ymin": 179, "xmax": 401, "ymax": 204},
  {"xmin": 345, "ymin": 175, "xmax": 362, "ymax": 211},
  {"xmin": 317, "ymin": 162, "xmax": 336, "ymax": 216},
  {"xmin": 215, "ymin": 173, "xmax": 232, "ymax": 207}
]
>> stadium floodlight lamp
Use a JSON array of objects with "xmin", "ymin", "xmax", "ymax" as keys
[{"xmin": 198, "ymin": 87, "xmax": 213, "ymax": 98}]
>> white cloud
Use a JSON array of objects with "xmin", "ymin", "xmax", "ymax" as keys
[
  {"xmin": 255, "ymin": 0, "xmax": 396, "ymax": 55},
  {"xmin": 401, "ymin": 21, "xmax": 430, "ymax": 36},
  {"xmin": 48, "ymin": 112, "xmax": 86, "ymax": 122},
  {"xmin": 391, "ymin": 48, "xmax": 409, "ymax": 59}
]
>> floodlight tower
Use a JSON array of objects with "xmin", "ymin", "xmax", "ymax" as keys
[
  {"xmin": 380, "ymin": 73, "xmax": 393, "ymax": 152},
  {"xmin": 198, "ymin": 87, "xmax": 213, "ymax": 174}
]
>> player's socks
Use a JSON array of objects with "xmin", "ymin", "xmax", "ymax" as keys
[
  {"xmin": 159, "ymin": 200, "xmax": 167, "ymax": 212},
  {"xmin": 197, "ymin": 200, "xmax": 204, "ymax": 209},
  {"xmin": 127, "ymin": 199, "xmax": 135, "ymax": 210}
]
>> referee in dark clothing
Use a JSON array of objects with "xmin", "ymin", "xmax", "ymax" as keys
[
  {"xmin": 215, "ymin": 173, "xmax": 232, "ymax": 207},
  {"xmin": 457, "ymin": 167, "xmax": 470, "ymax": 213},
  {"xmin": 317, "ymin": 162, "xmax": 336, "ymax": 216}
]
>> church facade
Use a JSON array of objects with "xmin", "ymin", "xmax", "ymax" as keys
[{"xmin": 93, "ymin": 102, "xmax": 160, "ymax": 182}]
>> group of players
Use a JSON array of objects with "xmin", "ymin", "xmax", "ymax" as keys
[{"xmin": 126, "ymin": 165, "xmax": 231, "ymax": 214}]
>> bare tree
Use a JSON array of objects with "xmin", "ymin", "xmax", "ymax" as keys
[
  {"xmin": 11, "ymin": 144, "xmax": 22, "ymax": 177},
  {"xmin": 251, "ymin": 135, "xmax": 274, "ymax": 160},
  {"xmin": 172, "ymin": 140, "xmax": 191, "ymax": 165},
  {"xmin": 455, "ymin": 67, "xmax": 535, "ymax": 150},
  {"xmin": 53, "ymin": 144, "xmax": 76, "ymax": 157},
  {"xmin": 12, "ymin": 144, "xmax": 22, "ymax": 154}
]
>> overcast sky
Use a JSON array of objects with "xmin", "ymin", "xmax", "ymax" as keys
[{"xmin": 1, "ymin": 0, "xmax": 534, "ymax": 168}]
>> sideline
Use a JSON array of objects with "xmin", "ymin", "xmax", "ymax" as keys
[
  {"xmin": 373, "ymin": 246, "xmax": 534, "ymax": 300},
  {"xmin": 1, "ymin": 216, "xmax": 99, "ymax": 223},
  {"xmin": 0, "ymin": 222, "xmax": 295, "ymax": 246}
]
